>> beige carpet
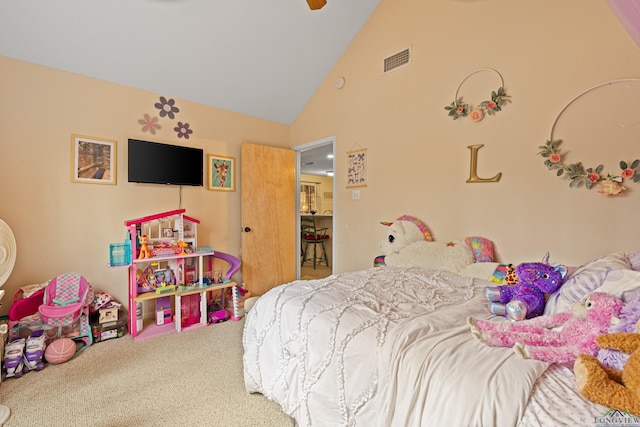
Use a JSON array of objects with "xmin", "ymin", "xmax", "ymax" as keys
[{"xmin": 0, "ymin": 319, "xmax": 293, "ymax": 427}]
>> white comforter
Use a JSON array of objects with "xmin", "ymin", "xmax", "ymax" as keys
[
  {"xmin": 377, "ymin": 296, "xmax": 548, "ymax": 427},
  {"xmin": 242, "ymin": 266, "xmax": 549, "ymax": 426}
]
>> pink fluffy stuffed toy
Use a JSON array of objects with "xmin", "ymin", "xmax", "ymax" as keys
[{"xmin": 467, "ymin": 292, "xmax": 623, "ymax": 364}]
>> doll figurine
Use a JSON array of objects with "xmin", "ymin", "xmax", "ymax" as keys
[{"xmin": 138, "ymin": 234, "xmax": 150, "ymax": 259}]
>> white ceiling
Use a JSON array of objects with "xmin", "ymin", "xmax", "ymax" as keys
[
  {"xmin": 0, "ymin": 0, "xmax": 380, "ymax": 125},
  {"xmin": 300, "ymin": 143, "xmax": 335, "ymax": 176}
]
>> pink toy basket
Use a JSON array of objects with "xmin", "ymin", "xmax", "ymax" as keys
[{"xmin": 38, "ymin": 273, "xmax": 94, "ymax": 327}]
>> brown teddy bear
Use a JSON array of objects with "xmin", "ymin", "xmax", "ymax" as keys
[{"xmin": 574, "ymin": 319, "xmax": 640, "ymax": 416}]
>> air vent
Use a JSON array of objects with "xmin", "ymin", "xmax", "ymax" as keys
[{"xmin": 383, "ymin": 47, "xmax": 411, "ymax": 74}]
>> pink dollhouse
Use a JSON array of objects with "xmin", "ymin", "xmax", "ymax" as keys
[{"xmin": 122, "ymin": 209, "xmax": 240, "ymax": 341}]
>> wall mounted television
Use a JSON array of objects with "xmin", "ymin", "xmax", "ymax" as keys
[{"xmin": 128, "ymin": 139, "xmax": 203, "ymax": 186}]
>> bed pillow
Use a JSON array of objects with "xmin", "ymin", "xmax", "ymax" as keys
[
  {"xmin": 594, "ymin": 269, "xmax": 640, "ymax": 301},
  {"xmin": 544, "ymin": 252, "xmax": 631, "ymax": 314},
  {"xmin": 628, "ymin": 251, "xmax": 640, "ymax": 271}
]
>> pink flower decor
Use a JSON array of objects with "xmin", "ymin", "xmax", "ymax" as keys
[
  {"xmin": 587, "ymin": 173, "xmax": 600, "ymax": 183},
  {"xmin": 138, "ymin": 114, "xmax": 161, "ymax": 134},
  {"xmin": 445, "ymin": 86, "xmax": 510, "ymax": 121},
  {"xmin": 468, "ymin": 109, "xmax": 484, "ymax": 122},
  {"xmin": 621, "ymin": 168, "xmax": 635, "ymax": 179},
  {"xmin": 539, "ymin": 140, "xmax": 640, "ymax": 194}
]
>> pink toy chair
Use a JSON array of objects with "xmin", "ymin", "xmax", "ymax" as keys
[{"xmin": 38, "ymin": 273, "xmax": 94, "ymax": 350}]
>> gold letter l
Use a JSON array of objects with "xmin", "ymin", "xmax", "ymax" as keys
[{"xmin": 466, "ymin": 144, "xmax": 502, "ymax": 183}]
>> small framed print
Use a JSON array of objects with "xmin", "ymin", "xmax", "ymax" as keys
[
  {"xmin": 208, "ymin": 154, "xmax": 235, "ymax": 191},
  {"xmin": 71, "ymin": 134, "xmax": 117, "ymax": 185},
  {"xmin": 162, "ymin": 228, "xmax": 174, "ymax": 238},
  {"xmin": 346, "ymin": 147, "xmax": 367, "ymax": 188}
]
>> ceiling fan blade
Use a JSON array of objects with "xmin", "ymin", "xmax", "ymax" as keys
[{"xmin": 307, "ymin": 0, "xmax": 327, "ymax": 10}]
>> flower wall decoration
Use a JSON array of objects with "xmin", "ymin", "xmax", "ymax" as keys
[
  {"xmin": 541, "ymin": 79, "xmax": 640, "ymax": 196},
  {"xmin": 138, "ymin": 114, "xmax": 161, "ymax": 134},
  {"xmin": 154, "ymin": 96, "xmax": 180, "ymax": 119},
  {"xmin": 538, "ymin": 139, "xmax": 639, "ymax": 196},
  {"xmin": 445, "ymin": 69, "xmax": 511, "ymax": 121},
  {"xmin": 136, "ymin": 95, "xmax": 197, "ymax": 140},
  {"xmin": 174, "ymin": 122, "xmax": 193, "ymax": 139}
]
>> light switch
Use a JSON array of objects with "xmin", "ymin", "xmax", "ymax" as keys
[{"xmin": 352, "ymin": 189, "xmax": 360, "ymax": 200}]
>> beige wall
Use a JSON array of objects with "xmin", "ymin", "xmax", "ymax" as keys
[
  {"xmin": 0, "ymin": 56, "xmax": 289, "ymax": 315},
  {"xmin": 2, "ymin": 0, "xmax": 640, "ymax": 316},
  {"xmin": 292, "ymin": 0, "xmax": 640, "ymax": 272}
]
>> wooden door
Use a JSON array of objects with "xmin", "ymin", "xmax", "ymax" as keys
[{"xmin": 241, "ymin": 142, "xmax": 296, "ymax": 296}]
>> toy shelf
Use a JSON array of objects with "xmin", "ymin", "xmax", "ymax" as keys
[
  {"xmin": 175, "ymin": 281, "xmax": 237, "ymax": 297},
  {"xmin": 131, "ymin": 251, "xmax": 207, "ymax": 265},
  {"xmin": 132, "ymin": 280, "xmax": 238, "ymax": 339}
]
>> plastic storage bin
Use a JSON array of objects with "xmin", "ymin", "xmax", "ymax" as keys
[{"xmin": 109, "ymin": 240, "xmax": 131, "ymax": 267}]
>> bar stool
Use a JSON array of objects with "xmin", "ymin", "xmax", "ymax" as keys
[{"xmin": 301, "ymin": 216, "xmax": 329, "ymax": 269}]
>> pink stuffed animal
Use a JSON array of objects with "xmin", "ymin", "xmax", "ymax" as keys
[{"xmin": 467, "ymin": 292, "xmax": 623, "ymax": 364}]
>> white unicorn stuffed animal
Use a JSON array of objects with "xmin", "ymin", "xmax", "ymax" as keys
[{"xmin": 374, "ymin": 215, "xmax": 494, "ymax": 274}]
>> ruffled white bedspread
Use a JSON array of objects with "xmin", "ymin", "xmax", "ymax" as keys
[
  {"xmin": 242, "ymin": 266, "xmax": 604, "ymax": 426},
  {"xmin": 377, "ymin": 296, "xmax": 548, "ymax": 427}
]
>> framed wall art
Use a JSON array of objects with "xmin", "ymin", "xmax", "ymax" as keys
[
  {"xmin": 208, "ymin": 154, "xmax": 235, "ymax": 191},
  {"xmin": 346, "ymin": 147, "xmax": 367, "ymax": 188},
  {"xmin": 71, "ymin": 134, "xmax": 117, "ymax": 185}
]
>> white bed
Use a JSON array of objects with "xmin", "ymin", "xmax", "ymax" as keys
[{"xmin": 242, "ymin": 256, "xmax": 639, "ymax": 426}]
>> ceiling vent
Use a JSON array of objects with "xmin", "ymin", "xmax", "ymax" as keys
[{"xmin": 383, "ymin": 47, "xmax": 411, "ymax": 74}]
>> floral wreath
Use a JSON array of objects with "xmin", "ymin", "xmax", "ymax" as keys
[
  {"xmin": 538, "ymin": 79, "xmax": 640, "ymax": 196},
  {"xmin": 445, "ymin": 68, "xmax": 511, "ymax": 122}
]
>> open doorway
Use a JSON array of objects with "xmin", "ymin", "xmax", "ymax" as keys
[{"xmin": 294, "ymin": 137, "xmax": 335, "ymax": 280}]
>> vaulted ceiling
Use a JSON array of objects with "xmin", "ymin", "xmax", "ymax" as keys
[{"xmin": 0, "ymin": 0, "xmax": 381, "ymax": 125}]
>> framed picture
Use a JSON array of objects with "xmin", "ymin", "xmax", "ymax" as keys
[
  {"xmin": 208, "ymin": 154, "xmax": 235, "ymax": 191},
  {"xmin": 162, "ymin": 228, "xmax": 174, "ymax": 238},
  {"xmin": 71, "ymin": 134, "xmax": 117, "ymax": 185}
]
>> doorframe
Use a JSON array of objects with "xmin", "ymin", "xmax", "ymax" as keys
[{"xmin": 293, "ymin": 136, "xmax": 336, "ymax": 279}]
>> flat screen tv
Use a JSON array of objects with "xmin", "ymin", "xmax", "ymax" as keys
[{"xmin": 128, "ymin": 139, "xmax": 203, "ymax": 186}]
